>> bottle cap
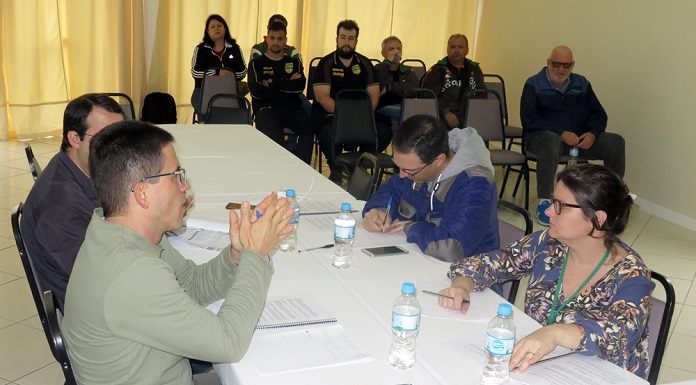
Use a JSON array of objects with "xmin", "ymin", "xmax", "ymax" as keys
[
  {"xmin": 497, "ymin": 303, "xmax": 513, "ymax": 316},
  {"xmin": 286, "ymin": 189, "xmax": 296, "ymax": 197},
  {"xmin": 401, "ymin": 282, "xmax": 416, "ymax": 294},
  {"xmin": 340, "ymin": 202, "xmax": 351, "ymax": 211}
]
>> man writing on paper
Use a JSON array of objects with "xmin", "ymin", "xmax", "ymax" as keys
[
  {"xmin": 63, "ymin": 121, "xmax": 293, "ymax": 385},
  {"xmin": 362, "ymin": 115, "xmax": 499, "ymax": 262}
]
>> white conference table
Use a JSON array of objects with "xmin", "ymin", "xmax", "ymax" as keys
[{"xmin": 163, "ymin": 124, "xmax": 648, "ymax": 385}]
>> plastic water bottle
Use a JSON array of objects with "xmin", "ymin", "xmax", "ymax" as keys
[
  {"xmin": 481, "ymin": 303, "xmax": 516, "ymax": 385},
  {"xmin": 389, "ymin": 282, "xmax": 421, "ymax": 369},
  {"xmin": 278, "ymin": 189, "xmax": 300, "ymax": 251},
  {"xmin": 332, "ymin": 202, "xmax": 355, "ymax": 268},
  {"xmin": 566, "ymin": 147, "xmax": 579, "ymax": 169}
]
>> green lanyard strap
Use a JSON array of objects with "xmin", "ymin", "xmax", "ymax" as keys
[{"xmin": 546, "ymin": 243, "xmax": 613, "ymax": 325}]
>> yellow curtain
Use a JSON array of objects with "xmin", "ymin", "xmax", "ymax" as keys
[
  {"xmin": 1, "ymin": 0, "xmax": 478, "ymax": 138},
  {"xmin": 149, "ymin": 0, "xmax": 478, "ymax": 123},
  {"xmin": 0, "ymin": 0, "xmax": 144, "ymax": 140}
]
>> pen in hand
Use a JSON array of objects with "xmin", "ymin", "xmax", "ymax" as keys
[
  {"xmin": 421, "ymin": 290, "xmax": 470, "ymax": 304},
  {"xmin": 382, "ymin": 196, "xmax": 394, "ymax": 231}
]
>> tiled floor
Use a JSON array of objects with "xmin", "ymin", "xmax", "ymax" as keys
[{"xmin": 1, "ymin": 136, "xmax": 695, "ymax": 384}]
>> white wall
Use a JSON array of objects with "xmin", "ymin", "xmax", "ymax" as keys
[{"xmin": 474, "ymin": 0, "xmax": 696, "ymax": 230}]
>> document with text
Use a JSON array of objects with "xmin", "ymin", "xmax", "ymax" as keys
[{"xmin": 244, "ymin": 324, "xmax": 372, "ymax": 375}]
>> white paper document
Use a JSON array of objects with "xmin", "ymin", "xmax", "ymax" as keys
[
  {"xmin": 511, "ymin": 353, "xmax": 647, "ymax": 385},
  {"xmin": 169, "ymin": 226, "xmax": 229, "ymax": 252},
  {"xmin": 256, "ymin": 296, "xmax": 337, "ymax": 330},
  {"xmin": 244, "ymin": 324, "xmax": 372, "ymax": 375},
  {"xmin": 299, "ymin": 199, "xmax": 345, "ymax": 215}
]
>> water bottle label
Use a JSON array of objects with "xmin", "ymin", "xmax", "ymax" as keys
[
  {"xmin": 334, "ymin": 225, "xmax": 354, "ymax": 240},
  {"xmin": 485, "ymin": 333, "xmax": 514, "ymax": 356},
  {"xmin": 392, "ymin": 312, "xmax": 420, "ymax": 332},
  {"xmin": 290, "ymin": 208, "xmax": 300, "ymax": 225}
]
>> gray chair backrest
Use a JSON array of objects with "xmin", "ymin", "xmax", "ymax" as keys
[
  {"xmin": 402, "ymin": 59, "xmax": 427, "ymax": 84},
  {"xmin": 346, "ymin": 153, "xmax": 380, "ymax": 201},
  {"xmin": 465, "ymin": 90, "xmax": 505, "ymax": 142},
  {"xmin": 205, "ymin": 94, "xmax": 251, "ymax": 125},
  {"xmin": 201, "ymin": 72, "xmax": 240, "ymax": 113},
  {"xmin": 483, "ymin": 74, "xmax": 508, "ymax": 123},
  {"xmin": 401, "ymin": 88, "xmax": 439, "ymax": 123},
  {"xmin": 497, "ymin": 201, "xmax": 533, "ymax": 304},
  {"xmin": 647, "ymin": 271, "xmax": 676, "ymax": 385}
]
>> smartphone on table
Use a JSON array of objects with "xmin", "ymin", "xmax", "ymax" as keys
[{"xmin": 361, "ymin": 245, "xmax": 409, "ymax": 257}]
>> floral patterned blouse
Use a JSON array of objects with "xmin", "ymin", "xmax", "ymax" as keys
[{"xmin": 448, "ymin": 230, "xmax": 653, "ymax": 380}]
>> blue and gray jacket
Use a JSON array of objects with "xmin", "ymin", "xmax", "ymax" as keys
[{"xmin": 363, "ymin": 128, "xmax": 499, "ymax": 262}]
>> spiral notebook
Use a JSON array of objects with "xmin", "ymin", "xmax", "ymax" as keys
[{"xmin": 256, "ymin": 296, "xmax": 338, "ymax": 331}]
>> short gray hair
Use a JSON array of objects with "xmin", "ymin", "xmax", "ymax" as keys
[{"xmin": 381, "ymin": 36, "xmax": 402, "ymax": 50}]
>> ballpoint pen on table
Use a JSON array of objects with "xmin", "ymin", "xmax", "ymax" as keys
[
  {"xmin": 422, "ymin": 289, "xmax": 470, "ymax": 303},
  {"xmin": 297, "ymin": 244, "xmax": 334, "ymax": 253},
  {"xmin": 382, "ymin": 196, "xmax": 394, "ymax": 229}
]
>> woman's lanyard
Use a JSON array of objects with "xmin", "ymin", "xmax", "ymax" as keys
[{"xmin": 546, "ymin": 243, "xmax": 613, "ymax": 325}]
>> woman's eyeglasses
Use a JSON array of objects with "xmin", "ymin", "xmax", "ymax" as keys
[{"xmin": 551, "ymin": 198, "xmax": 582, "ymax": 215}]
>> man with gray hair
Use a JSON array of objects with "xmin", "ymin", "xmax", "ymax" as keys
[
  {"xmin": 521, "ymin": 45, "xmax": 624, "ymax": 226},
  {"xmin": 375, "ymin": 36, "xmax": 420, "ymax": 130}
]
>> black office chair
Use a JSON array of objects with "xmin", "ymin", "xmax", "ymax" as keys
[
  {"xmin": 401, "ymin": 59, "xmax": 427, "ymax": 86},
  {"xmin": 205, "ymin": 93, "xmax": 252, "ymax": 124},
  {"xmin": 346, "ymin": 153, "xmax": 380, "ymax": 201},
  {"xmin": 43, "ymin": 290, "xmax": 78, "ymax": 385},
  {"xmin": 11, "ymin": 203, "xmax": 54, "ymax": 347},
  {"xmin": 306, "ymin": 57, "xmax": 323, "ymax": 172},
  {"xmin": 497, "ymin": 200, "xmax": 533, "ymax": 304},
  {"xmin": 25, "ymin": 144, "xmax": 42, "ymax": 182},
  {"xmin": 647, "ymin": 271, "xmax": 676, "ymax": 385},
  {"xmin": 329, "ymin": 89, "xmax": 396, "ymax": 184},
  {"xmin": 104, "ymin": 92, "xmax": 136, "ymax": 120}
]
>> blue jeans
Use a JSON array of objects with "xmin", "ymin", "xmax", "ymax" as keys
[{"xmin": 376, "ymin": 105, "xmax": 402, "ymax": 131}]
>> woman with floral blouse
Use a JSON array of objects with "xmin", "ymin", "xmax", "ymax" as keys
[{"xmin": 438, "ymin": 164, "xmax": 653, "ymax": 380}]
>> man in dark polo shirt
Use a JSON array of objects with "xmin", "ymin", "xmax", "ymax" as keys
[
  {"xmin": 248, "ymin": 21, "xmax": 313, "ymax": 164},
  {"xmin": 20, "ymin": 94, "xmax": 124, "ymax": 310},
  {"xmin": 312, "ymin": 19, "xmax": 392, "ymax": 168}
]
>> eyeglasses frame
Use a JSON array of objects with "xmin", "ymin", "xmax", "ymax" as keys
[{"xmin": 130, "ymin": 167, "xmax": 186, "ymax": 192}]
